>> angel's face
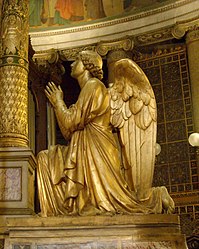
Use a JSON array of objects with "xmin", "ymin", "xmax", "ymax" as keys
[{"xmin": 71, "ymin": 57, "xmax": 85, "ymax": 79}]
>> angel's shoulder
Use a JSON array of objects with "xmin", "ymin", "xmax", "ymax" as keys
[{"xmin": 86, "ymin": 78, "xmax": 106, "ymax": 90}]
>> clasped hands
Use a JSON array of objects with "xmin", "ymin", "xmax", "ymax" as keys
[{"xmin": 45, "ymin": 82, "xmax": 63, "ymax": 108}]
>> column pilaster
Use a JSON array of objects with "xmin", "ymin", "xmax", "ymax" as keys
[
  {"xmin": 96, "ymin": 38, "xmax": 134, "ymax": 84},
  {"xmin": 186, "ymin": 28, "xmax": 199, "ymax": 170}
]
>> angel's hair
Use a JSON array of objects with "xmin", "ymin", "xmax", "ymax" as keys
[{"xmin": 79, "ymin": 51, "xmax": 103, "ymax": 80}]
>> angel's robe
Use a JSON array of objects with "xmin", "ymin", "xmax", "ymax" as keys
[{"xmin": 37, "ymin": 78, "xmax": 163, "ymax": 217}]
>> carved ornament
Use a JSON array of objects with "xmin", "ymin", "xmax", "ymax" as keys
[
  {"xmin": 59, "ymin": 46, "xmax": 96, "ymax": 61},
  {"xmin": 0, "ymin": 0, "xmax": 29, "ymax": 70},
  {"xmin": 172, "ymin": 16, "xmax": 199, "ymax": 39},
  {"xmin": 32, "ymin": 46, "xmax": 97, "ymax": 66},
  {"xmin": 96, "ymin": 37, "xmax": 134, "ymax": 56},
  {"xmin": 186, "ymin": 27, "xmax": 199, "ymax": 43},
  {"xmin": 136, "ymin": 27, "xmax": 173, "ymax": 46},
  {"xmin": 32, "ymin": 49, "xmax": 67, "ymax": 85}
]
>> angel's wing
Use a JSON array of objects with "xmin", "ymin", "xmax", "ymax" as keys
[{"xmin": 109, "ymin": 58, "xmax": 157, "ymax": 201}]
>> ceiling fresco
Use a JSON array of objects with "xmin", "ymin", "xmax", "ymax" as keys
[
  {"xmin": 0, "ymin": 0, "xmax": 2, "ymax": 21},
  {"xmin": 29, "ymin": 0, "xmax": 171, "ymax": 30}
]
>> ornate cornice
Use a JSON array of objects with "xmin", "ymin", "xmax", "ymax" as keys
[
  {"xmin": 33, "ymin": 46, "xmax": 96, "ymax": 62},
  {"xmin": 32, "ymin": 38, "xmax": 134, "ymax": 62},
  {"xmin": 186, "ymin": 27, "xmax": 199, "ymax": 43},
  {"xmin": 59, "ymin": 45, "xmax": 96, "ymax": 61},
  {"xmin": 134, "ymin": 45, "xmax": 186, "ymax": 61},
  {"xmin": 136, "ymin": 27, "xmax": 173, "ymax": 46},
  {"xmin": 172, "ymin": 16, "xmax": 199, "ymax": 39},
  {"xmin": 30, "ymin": 0, "xmax": 196, "ymax": 38},
  {"xmin": 136, "ymin": 16, "xmax": 199, "ymax": 46},
  {"xmin": 96, "ymin": 37, "xmax": 133, "ymax": 56}
]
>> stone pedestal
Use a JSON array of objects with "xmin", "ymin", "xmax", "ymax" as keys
[
  {"xmin": 0, "ymin": 148, "xmax": 36, "ymax": 215},
  {"xmin": 2, "ymin": 214, "xmax": 188, "ymax": 249}
]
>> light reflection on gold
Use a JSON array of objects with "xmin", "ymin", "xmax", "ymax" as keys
[{"xmin": 37, "ymin": 50, "xmax": 175, "ymax": 217}]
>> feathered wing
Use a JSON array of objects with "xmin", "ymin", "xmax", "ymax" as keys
[{"xmin": 109, "ymin": 58, "xmax": 157, "ymax": 201}]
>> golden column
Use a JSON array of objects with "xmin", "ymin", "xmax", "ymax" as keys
[
  {"xmin": 0, "ymin": 0, "xmax": 29, "ymax": 147},
  {"xmin": 0, "ymin": 0, "xmax": 36, "ymax": 215}
]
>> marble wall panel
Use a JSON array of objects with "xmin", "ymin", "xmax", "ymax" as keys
[{"xmin": 0, "ymin": 167, "xmax": 21, "ymax": 201}]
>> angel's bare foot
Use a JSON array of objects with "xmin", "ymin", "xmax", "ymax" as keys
[{"xmin": 161, "ymin": 186, "xmax": 175, "ymax": 214}]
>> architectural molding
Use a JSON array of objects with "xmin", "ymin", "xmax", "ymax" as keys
[
  {"xmin": 135, "ymin": 27, "xmax": 173, "ymax": 46},
  {"xmin": 172, "ymin": 16, "xmax": 199, "ymax": 39},
  {"xmin": 29, "ymin": 0, "xmax": 199, "ymax": 53},
  {"xmin": 59, "ymin": 45, "xmax": 96, "ymax": 61},
  {"xmin": 186, "ymin": 27, "xmax": 199, "ymax": 43},
  {"xmin": 96, "ymin": 37, "xmax": 133, "ymax": 56}
]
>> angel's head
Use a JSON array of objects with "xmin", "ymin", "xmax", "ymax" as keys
[{"xmin": 79, "ymin": 51, "xmax": 103, "ymax": 80}]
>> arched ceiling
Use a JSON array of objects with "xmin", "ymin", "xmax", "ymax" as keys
[
  {"xmin": 29, "ymin": 0, "xmax": 199, "ymax": 57},
  {"xmin": 29, "ymin": 0, "xmax": 170, "ymax": 30}
]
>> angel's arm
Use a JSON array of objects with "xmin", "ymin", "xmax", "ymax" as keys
[{"xmin": 45, "ymin": 82, "xmax": 76, "ymax": 140}]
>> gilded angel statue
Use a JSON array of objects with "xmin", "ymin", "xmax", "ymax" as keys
[{"xmin": 37, "ymin": 50, "xmax": 175, "ymax": 217}]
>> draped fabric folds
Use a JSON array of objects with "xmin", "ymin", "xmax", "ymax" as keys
[{"xmin": 37, "ymin": 79, "xmax": 164, "ymax": 217}]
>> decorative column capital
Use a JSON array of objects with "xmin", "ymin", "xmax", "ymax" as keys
[
  {"xmin": 172, "ymin": 17, "xmax": 199, "ymax": 39},
  {"xmin": 33, "ymin": 49, "xmax": 65, "ymax": 85},
  {"xmin": 0, "ymin": 0, "xmax": 29, "ymax": 70},
  {"xmin": 186, "ymin": 27, "xmax": 199, "ymax": 44},
  {"xmin": 97, "ymin": 38, "xmax": 134, "ymax": 84},
  {"xmin": 96, "ymin": 37, "xmax": 134, "ymax": 57}
]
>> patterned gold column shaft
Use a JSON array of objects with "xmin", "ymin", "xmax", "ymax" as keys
[
  {"xmin": 0, "ymin": 0, "xmax": 29, "ymax": 147},
  {"xmin": 186, "ymin": 28, "xmax": 199, "ymax": 132}
]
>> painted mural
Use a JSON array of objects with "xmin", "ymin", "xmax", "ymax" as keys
[
  {"xmin": 29, "ymin": 0, "xmax": 170, "ymax": 29},
  {"xmin": 0, "ymin": 0, "xmax": 3, "ymax": 22}
]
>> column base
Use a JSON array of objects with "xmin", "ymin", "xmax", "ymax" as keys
[{"xmin": 0, "ymin": 147, "xmax": 36, "ymax": 215}]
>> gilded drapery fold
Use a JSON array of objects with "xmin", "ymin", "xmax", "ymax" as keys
[{"xmin": 37, "ymin": 78, "xmax": 164, "ymax": 216}]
